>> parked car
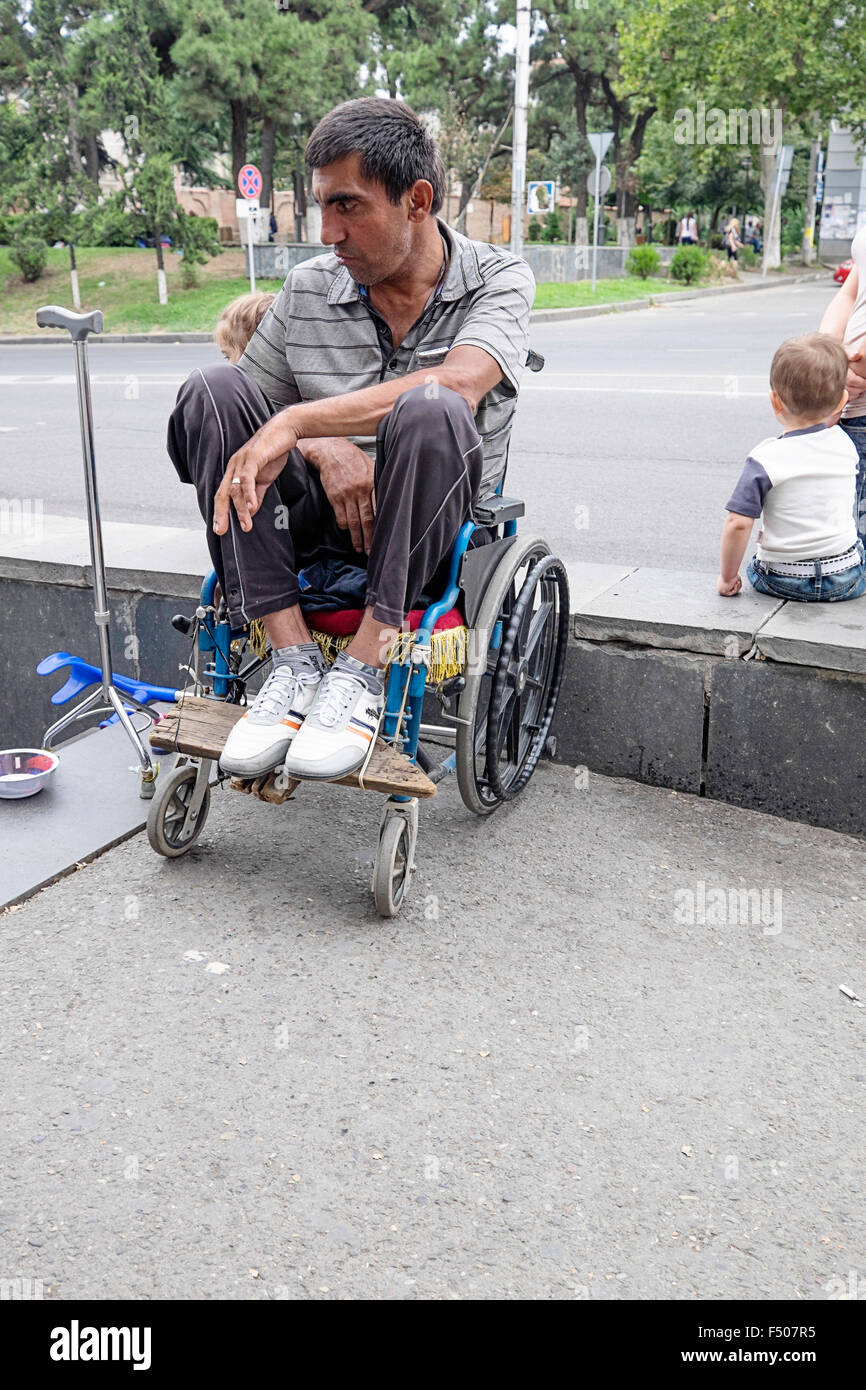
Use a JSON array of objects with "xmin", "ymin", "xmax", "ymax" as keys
[{"xmin": 834, "ymin": 259, "xmax": 854, "ymax": 284}]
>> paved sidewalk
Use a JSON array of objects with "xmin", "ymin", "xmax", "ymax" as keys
[{"xmin": 1, "ymin": 764, "xmax": 864, "ymax": 1300}]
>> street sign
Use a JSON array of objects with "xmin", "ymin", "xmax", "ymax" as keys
[
  {"xmin": 238, "ymin": 163, "xmax": 262, "ymax": 200},
  {"xmin": 588, "ymin": 131, "xmax": 613, "ymax": 161},
  {"xmin": 774, "ymin": 144, "xmax": 794, "ymax": 198},
  {"xmin": 527, "ymin": 180, "xmax": 555, "ymax": 214},
  {"xmin": 237, "ymin": 168, "xmax": 262, "ymax": 293},
  {"xmin": 587, "ymin": 166, "xmax": 611, "ymax": 196}
]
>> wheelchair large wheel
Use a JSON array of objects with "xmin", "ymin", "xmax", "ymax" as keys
[{"xmin": 456, "ymin": 537, "xmax": 569, "ymax": 816}]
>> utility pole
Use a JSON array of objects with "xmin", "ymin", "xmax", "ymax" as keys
[{"xmin": 510, "ymin": 0, "xmax": 530, "ymax": 258}]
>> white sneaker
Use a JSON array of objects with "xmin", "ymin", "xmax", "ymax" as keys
[
  {"xmin": 219, "ymin": 663, "xmax": 322, "ymax": 777},
  {"xmin": 282, "ymin": 667, "xmax": 384, "ymax": 780}
]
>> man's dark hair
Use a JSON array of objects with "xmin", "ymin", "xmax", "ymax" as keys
[{"xmin": 306, "ymin": 98, "xmax": 446, "ymax": 214}]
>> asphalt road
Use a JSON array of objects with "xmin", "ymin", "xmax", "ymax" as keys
[
  {"xmin": 2, "ymin": 763, "xmax": 865, "ymax": 1301},
  {"xmin": 0, "ymin": 280, "xmax": 838, "ymax": 573}
]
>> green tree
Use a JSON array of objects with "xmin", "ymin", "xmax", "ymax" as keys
[
  {"xmin": 18, "ymin": 0, "xmax": 98, "ymax": 306},
  {"xmin": 542, "ymin": 205, "xmax": 564, "ymax": 241},
  {"xmin": 377, "ymin": 0, "xmax": 512, "ymax": 230},
  {"xmin": 0, "ymin": 0, "xmax": 30, "ymax": 96},
  {"xmin": 84, "ymin": 0, "xmax": 181, "ymax": 302},
  {"xmin": 533, "ymin": 2, "xmax": 656, "ymax": 248},
  {"xmin": 620, "ymin": 0, "xmax": 866, "ymax": 269}
]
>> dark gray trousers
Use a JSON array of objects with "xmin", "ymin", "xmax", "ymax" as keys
[{"xmin": 167, "ymin": 364, "xmax": 484, "ymax": 629}]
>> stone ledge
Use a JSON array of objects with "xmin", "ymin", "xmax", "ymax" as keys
[
  {"xmin": 572, "ymin": 565, "xmax": 783, "ymax": 658},
  {"xmin": 756, "ymin": 600, "xmax": 866, "ymax": 675},
  {"xmin": 0, "ymin": 514, "xmax": 210, "ymax": 596},
  {"xmin": 5, "ymin": 528, "xmax": 866, "ymax": 676}
]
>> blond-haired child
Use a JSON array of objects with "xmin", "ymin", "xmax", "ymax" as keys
[{"xmin": 214, "ymin": 291, "xmax": 275, "ymax": 363}]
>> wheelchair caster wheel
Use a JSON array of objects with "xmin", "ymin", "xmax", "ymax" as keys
[
  {"xmin": 373, "ymin": 800, "xmax": 418, "ymax": 918},
  {"xmin": 147, "ymin": 761, "xmax": 211, "ymax": 857}
]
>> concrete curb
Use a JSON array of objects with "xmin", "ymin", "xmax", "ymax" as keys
[
  {"xmin": 531, "ymin": 270, "xmax": 833, "ymax": 323},
  {"xmin": 0, "ymin": 270, "xmax": 833, "ymax": 344}
]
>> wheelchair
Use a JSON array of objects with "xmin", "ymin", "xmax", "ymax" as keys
[
  {"xmin": 146, "ymin": 484, "xmax": 570, "ymax": 917},
  {"xmin": 32, "ymin": 305, "xmax": 569, "ymax": 915}
]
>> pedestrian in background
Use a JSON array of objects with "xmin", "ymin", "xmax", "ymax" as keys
[
  {"xmin": 724, "ymin": 217, "xmax": 743, "ymax": 262},
  {"xmin": 678, "ymin": 211, "xmax": 698, "ymax": 245}
]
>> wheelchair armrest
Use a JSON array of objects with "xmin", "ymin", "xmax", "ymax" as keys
[{"xmin": 473, "ymin": 495, "xmax": 525, "ymax": 526}]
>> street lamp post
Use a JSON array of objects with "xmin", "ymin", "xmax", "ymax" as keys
[{"xmin": 510, "ymin": 0, "xmax": 530, "ymax": 257}]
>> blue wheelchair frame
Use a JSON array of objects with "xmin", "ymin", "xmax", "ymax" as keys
[{"xmin": 195, "ymin": 501, "xmax": 520, "ymax": 792}]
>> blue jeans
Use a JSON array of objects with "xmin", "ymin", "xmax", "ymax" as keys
[
  {"xmin": 747, "ymin": 541, "xmax": 866, "ymax": 601},
  {"xmin": 840, "ymin": 416, "xmax": 866, "ymax": 546}
]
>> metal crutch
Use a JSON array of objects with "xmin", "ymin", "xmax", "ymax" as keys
[{"xmin": 35, "ymin": 305, "xmax": 158, "ymax": 799}]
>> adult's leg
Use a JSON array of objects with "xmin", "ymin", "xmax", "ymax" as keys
[
  {"xmin": 167, "ymin": 362, "xmax": 348, "ymax": 631},
  {"xmin": 344, "ymin": 384, "xmax": 483, "ymax": 666},
  {"xmin": 366, "ymin": 384, "xmax": 482, "ymax": 617},
  {"xmin": 839, "ymin": 416, "xmax": 866, "ymax": 546}
]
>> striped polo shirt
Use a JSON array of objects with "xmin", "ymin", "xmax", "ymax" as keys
[{"xmin": 238, "ymin": 218, "xmax": 536, "ymax": 497}]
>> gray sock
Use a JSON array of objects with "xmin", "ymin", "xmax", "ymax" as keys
[
  {"xmin": 332, "ymin": 650, "xmax": 385, "ymax": 696},
  {"xmin": 272, "ymin": 642, "xmax": 325, "ymax": 676}
]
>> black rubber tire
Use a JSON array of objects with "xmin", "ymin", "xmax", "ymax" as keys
[
  {"xmin": 483, "ymin": 554, "xmax": 570, "ymax": 803},
  {"xmin": 373, "ymin": 815, "xmax": 412, "ymax": 917},
  {"xmin": 455, "ymin": 538, "xmax": 569, "ymax": 815}
]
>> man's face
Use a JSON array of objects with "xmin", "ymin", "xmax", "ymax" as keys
[{"xmin": 312, "ymin": 153, "xmax": 421, "ymax": 286}]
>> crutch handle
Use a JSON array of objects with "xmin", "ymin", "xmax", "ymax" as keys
[{"xmin": 36, "ymin": 305, "xmax": 103, "ymax": 340}]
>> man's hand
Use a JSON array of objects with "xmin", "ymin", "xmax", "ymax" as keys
[
  {"xmin": 213, "ymin": 414, "xmax": 300, "ymax": 535},
  {"xmin": 303, "ymin": 438, "xmax": 376, "ymax": 554},
  {"xmin": 717, "ymin": 574, "xmax": 743, "ymax": 596}
]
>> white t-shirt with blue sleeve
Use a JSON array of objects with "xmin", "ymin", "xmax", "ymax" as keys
[{"xmin": 725, "ymin": 423, "xmax": 859, "ymax": 563}]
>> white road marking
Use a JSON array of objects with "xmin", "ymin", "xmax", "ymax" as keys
[
  {"xmin": 0, "ymin": 425, "xmax": 19, "ymax": 431},
  {"xmin": 0, "ymin": 374, "xmax": 186, "ymax": 386},
  {"xmin": 521, "ymin": 384, "xmax": 767, "ymax": 397}
]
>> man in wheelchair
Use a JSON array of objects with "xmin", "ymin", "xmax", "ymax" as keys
[{"xmin": 167, "ymin": 97, "xmax": 534, "ymax": 783}]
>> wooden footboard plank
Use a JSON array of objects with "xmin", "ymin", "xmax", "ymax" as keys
[
  {"xmin": 335, "ymin": 743, "xmax": 436, "ymax": 797},
  {"xmin": 152, "ymin": 695, "xmax": 435, "ymax": 798},
  {"xmin": 150, "ymin": 696, "xmax": 245, "ymax": 758}
]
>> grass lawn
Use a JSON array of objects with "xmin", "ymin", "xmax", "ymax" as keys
[
  {"xmin": 0, "ymin": 245, "xmax": 713, "ymax": 336},
  {"xmin": 0, "ymin": 246, "xmax": 284, "ymax": 336},
  {"xmin": 533, "ymin": 275, "xmax": 708, "ymax": 309}
]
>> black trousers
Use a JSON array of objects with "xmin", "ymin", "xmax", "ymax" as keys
[{"xmin": 166, "ymin": 363, "xmax": 484, "ymax": 629}]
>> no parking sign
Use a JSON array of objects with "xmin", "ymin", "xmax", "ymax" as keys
[
  {"xmin": 237, "ymin": 164, "xmax": 263, "ymax": 290},
  {"xmin": 238, "ymin": 164, "xmax": 262, "ymax": 201}
]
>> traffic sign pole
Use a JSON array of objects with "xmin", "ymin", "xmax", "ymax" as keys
[
  {"xmin": 247, "ymin": 213, "xmax": 256, "ymax": 294},
  {"xmin": 238, "ymin": 164, "xmax": 263, "ymax": 293},
  {"xmin": 588, "ymin": 132, "xmax": 613, "ymax": 292}
]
